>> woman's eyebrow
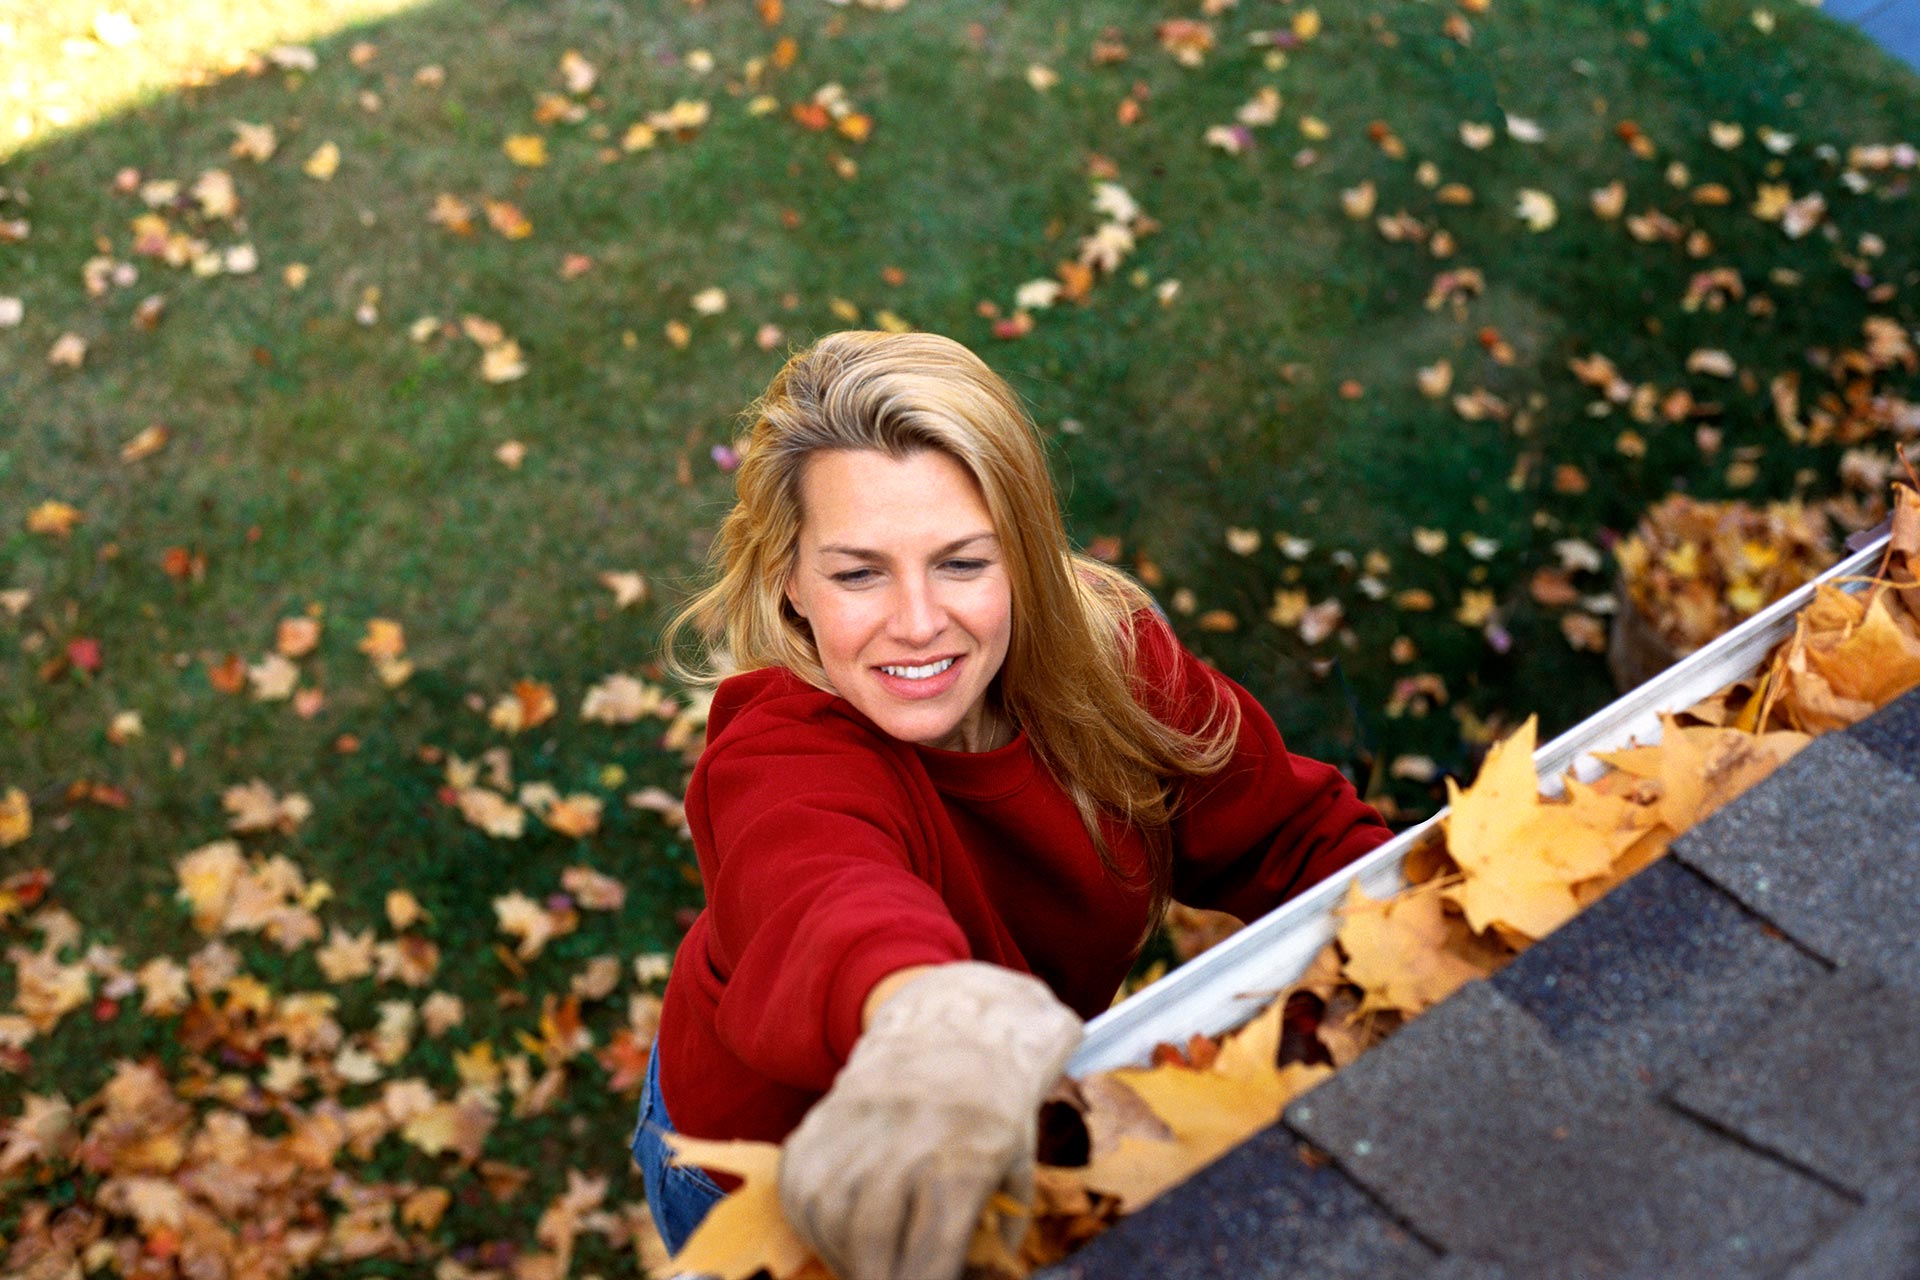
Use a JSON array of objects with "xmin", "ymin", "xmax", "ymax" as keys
[{"xmin": 815, "ymin": 532, "xmax": 999, "ymax": 559}]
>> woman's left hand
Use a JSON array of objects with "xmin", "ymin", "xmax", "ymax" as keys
[{"xmin": 777, "ymin": 962, "xmax": 1083, "ymax": 1280}]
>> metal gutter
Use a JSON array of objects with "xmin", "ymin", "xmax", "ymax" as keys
[{"xmin": 1069, "ymin": 532, "xmax": 1893, "ymax": 1078}]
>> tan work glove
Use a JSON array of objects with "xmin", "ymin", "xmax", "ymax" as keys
[{"xmin": 777, "ymin": 961, "xmax": 1084, "ymax": 1280}]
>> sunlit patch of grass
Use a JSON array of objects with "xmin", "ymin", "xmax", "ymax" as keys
[{"xmin": 0, "ymin": 0, "xmax": 432, "ymax": 159}]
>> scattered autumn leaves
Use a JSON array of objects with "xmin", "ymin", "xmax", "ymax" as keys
[
  {"xmin": 2, "ymin": 571, "xmax": 705, "ymax": 1277},
  {"xmin": 2, "ymin": 840, "xmax": 681, "ymax": 1279}
]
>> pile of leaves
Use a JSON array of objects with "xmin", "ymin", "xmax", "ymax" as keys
[
  {"xmin": 1614, "ymin": 493, "xmax": 1834, "ymax": 655},
  {"xmin": 660, "ymin": 480, "xmax": 1920, "ymax": 1279}
]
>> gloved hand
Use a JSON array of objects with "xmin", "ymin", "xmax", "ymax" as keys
[{"xmin": 777, "ymin": 961, "xmax": 1084, "ymax": 1280}]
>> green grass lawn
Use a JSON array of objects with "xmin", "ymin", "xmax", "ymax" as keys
[{"xmin": 2, "ymin": 0, "xmax": 1918, "ymax": 1272}]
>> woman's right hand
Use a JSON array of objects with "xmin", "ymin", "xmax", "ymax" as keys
[{"xmin": 776, "ymin": 962, "xmax": 1084, "ymax": 1280}]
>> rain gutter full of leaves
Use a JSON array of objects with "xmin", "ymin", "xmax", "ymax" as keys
[{"xmin": 1069, "ymin": 529, "xmax": 1894, "ymax": 1078}]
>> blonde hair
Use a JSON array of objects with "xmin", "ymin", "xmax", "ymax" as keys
[{"xmin": 664, "ymin": 331, "xmax": 1240, "ymax": 931}]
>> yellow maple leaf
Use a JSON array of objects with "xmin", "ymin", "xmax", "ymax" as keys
[
  {"xmin": 316, "ymin": 926, "xmax": 378, "ymax": 982},
  {"xmin": 222, "ymin": 779, "xmax": 312, "ymax": 834},
  {"xmin": 0, "ymin": 787, "xmax": 29, "ymax": 847},
  {"xmin": 386, "ymin": 889, "xmax": 427, "ymax": 930},
  {"xmin": 1336, "ymin": 880, "xmax": 1499, "ymax": 1016},
  {"xmin": 503, "ymin": 134, "xmax": 549, "ymax": 166},
  {"xmin": 1596, "ymin": 715, "xmax": 1809, "ymax": 835},
  {"xmin": 401, "ymin": 1186, "xmax": 452, "ymax": 1231},
  {"xmin": 175, "ymin": 839, "xmax": 245, "ymax": 932},
  {"xmin": 484, "ymin": 198, "xmax": 533, "ymax": 239},
  {"xmin": 357, "ymin": 618, "xmax": 406, "ymax": 660},
  {"xmin": 663, "ymin": 1134, "xmax": 819, "ymax": 1279},
  {"xmin": 1804, "ymin": 585, "xmax": 1920, "ymax": 710},
  {"xmin": 1441, "ymin": 718, "xmax": 1654, "ymax": 943},
  {"xmin": 13, "ymin": 952, "xmax": 92, "ymax": 1032},
  {"xmin": 303, "ymin": 141, "xmax": 340, "ymax": 180},
  {"xmin": 247, "ymin": 653, "xmax": 300, "ymax": 700},
  {"xmin": 135, "ymin": 957, "xmax": 189, "ymax": 1016},
  {"xmin": 0, "ymin": 1093, "xmax": 75, "ymax": 1173},
  {"xmin": 1081, "ymin": 996, "xmax": 1332, "ymax": 1209},
  {"xmin": 480, "ymin": 340, "xmax": 528, "ymax": 384},
  {"xmin": 25, "ymin": 501, "xmax": 83, "ymax": 537}
]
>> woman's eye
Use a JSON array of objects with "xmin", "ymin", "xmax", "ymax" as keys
[
  {"xmin": 831, "ymin": 568, "xmax": 877, "ymax": 585},
  {"xmin": 943, "ymin": 559, "xmax": 988, "ymax": 574}
]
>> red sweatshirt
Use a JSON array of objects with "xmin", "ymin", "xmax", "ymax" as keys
[{"xmin": 655, "ymin": 612, "xmax": 1391, "ymax": 1145}]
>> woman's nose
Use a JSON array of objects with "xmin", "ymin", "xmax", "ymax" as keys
[{"xmin": 888, "ymin": 579, "xmax": 945, "ymax": 645}]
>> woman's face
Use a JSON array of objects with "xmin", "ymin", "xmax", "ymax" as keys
[{"xmin": 785, "ymin": 447, "xmax": 1013, "ymax": 752}]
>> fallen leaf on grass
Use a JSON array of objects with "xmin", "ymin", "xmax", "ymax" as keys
[
  {"xmin": 489, "ymin": 680, "xmax": 557, "ymax": 733},
  {"xmin": 494, "ymin": 891, "xmax": 573, "ymax": 960},
  {"xmin": 221, "ymin": 781, "xmax": 312, "ymax": 835},
  {"xmin": 503, "ymin": 134, "xmax": 548, "ymax": 167},
  {"xmin": 400, "ymin": 1097, "xmax": 494, "ymax": 1161},
  {"xmin": 449, "ymin": 783, "xmax": 520, "ymax": 838},
  {"xmin": 484, "ymin": 199, "xmax": 533, "ymax": 239},
  {"xmin": 560, "ymin": 865, "xmax": 625, "ymax": 910},
  {"xmin": 247, "ymin": 654, "xmax": 300, "ymax": 701},
  {"xmin": 119, "ymin": 424, "xmax": 170, "ymax": 462},
  {"xmin": 1, "ymin": 788, "xmax": 30, "ymax": 846},
  {"xmin": 597, "ymin": 571, "xmax": 649, "ymax": 609},
  {"xmin": 26, "ymin": 502, "xmax": 83, "ymax": 536},
  {"xmin": 581, "ymin": 673, "xmax": 668, "ymax": 723},
  {"xmin": 540, "ymin": 793, "xmax": 602, "ymax": 838},
  {"xmin": 303, "ymin": 143, "xmax": 340, "ymax": 180},
  {"xmin": 1514, "ymin": 188, "xmax": 1557, "ymax": 231}
]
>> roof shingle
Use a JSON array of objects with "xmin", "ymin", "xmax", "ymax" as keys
[
  {"xmin": 1672, "ymin": 732, "xmax": 1920, "ymax": 988},
  {"xmin": 1667, "ymin": 965, "xmax": 1920, "ymax": 1196},
  {"xmin": 1282, "ymin": 982, "xmax": 1850, "ymax": 1276},
  {"xmin": 1039, "ymin": 1124, "xmax": 1436, "ymax": 1280},
  {"xmin": 1489, "ymin": 856, "xmax": 1824, "ymax": 1091}
]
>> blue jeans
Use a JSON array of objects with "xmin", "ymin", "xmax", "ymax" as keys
[{"xmin": 633, "ymin": 1047, "xmax": 727, "ymax": 1255}]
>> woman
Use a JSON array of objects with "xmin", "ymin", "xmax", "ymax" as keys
[{"xmin": 633, "ymin": 331, "xmax": 1391, "ymax": 1279}]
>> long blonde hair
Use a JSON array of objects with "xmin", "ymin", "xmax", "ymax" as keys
[{"xmin": 664, "ymin": 331, "xmax": 1241, "ymax": 931}]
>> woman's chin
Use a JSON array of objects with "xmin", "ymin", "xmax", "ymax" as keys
[{"xmin": 871, "ymin": 709, "xmax": 965, "ymax": 750}]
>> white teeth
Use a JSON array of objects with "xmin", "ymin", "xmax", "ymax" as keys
[{"xmin": 880, "ymin": 658, "xmax": 955, "ymax": 680}]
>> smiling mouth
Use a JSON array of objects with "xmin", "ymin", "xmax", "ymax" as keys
[{"xmin": 878, "ymin": 657, "xmax": 957, "ymax": 681}]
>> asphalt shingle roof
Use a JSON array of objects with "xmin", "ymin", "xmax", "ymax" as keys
[
  {"xmin": 1038, "ymin": 1125, "xmax": 1436, "ymax": 1280},
  {"xmin": 1046, "ymin": 686, "xmax": 1920, "ymax": 1279},
  {"xmin": 1673, "ymin": 732, "xmax": 1920, "ymax": 989}
]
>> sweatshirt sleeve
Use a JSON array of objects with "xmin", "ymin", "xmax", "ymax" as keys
[
  {"xmin": 696, "ymin": 706, "xmax": 972, "ymax": 1093},
  {"xmin": 1133, "ymin": 614, "xmax": 1394, "ymax": 923}
]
